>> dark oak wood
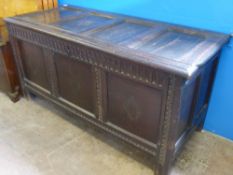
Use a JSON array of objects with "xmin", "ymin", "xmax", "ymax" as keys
[{"xmin": 5, "ymin": 5, "xmax": 229, "ymax": 175}]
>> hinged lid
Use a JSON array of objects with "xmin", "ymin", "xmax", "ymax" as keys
[{"xmin": 5, "ymin": 5, "xmax": 229, "ymax": 78}]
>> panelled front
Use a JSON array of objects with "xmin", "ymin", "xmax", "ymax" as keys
[
  {"xmin": 15, "ymin": 37, "xmax": 167, "ymax": 146},
  {"xmin": 18, "ymin": 40, "xmax": 97, "ymax": 116},
  {"xmin": 18, "ymin": 41, "xmax": 50, "ymax": 91},
  {"xmin": 54, "ymin": 53, "xmax": 95, "ymax": 114}
]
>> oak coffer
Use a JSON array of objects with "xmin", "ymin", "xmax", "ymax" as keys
[{"xmin": 5, "ymin": 5, "xmax": 229, "ymax": 175}]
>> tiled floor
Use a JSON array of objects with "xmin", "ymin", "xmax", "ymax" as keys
[{"xmin": 0, "ymin": 92, "xmax": 232, "ymax": 175}]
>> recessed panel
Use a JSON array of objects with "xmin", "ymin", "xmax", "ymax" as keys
[
  {"xmin": 53, "ymin": 15, "xmax": 112, "ymax": 34},
  {"xmin": 54, "ymin": 54, "xmax": 95, "ymax": 113},
  {"xmin": 92, "ymin": 22, "xmax": 150, "ymax": 43},
  {"xmin": 21, "ymin": 8, "xmax": 84, "ymax": 24},
  {"xmin": 107, "ymin": 74, "xmax": 162, "ymax": 143},
  {"xmin": 19, "ymin": 41, "xmax": 50, "ymax": 90},
  {"xmin": 139, "ymin": 31, "xmax": 204, "ymax": 60}
]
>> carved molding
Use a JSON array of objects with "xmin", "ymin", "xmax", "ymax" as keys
[
  {"xmin": 158, "ymin": 75, "xmax": 176, "ymax": 165},
  {"xmin": 7, "ymin": 23, "xmax": 168, "ymax": 89},
  {"xmin": 43, "ymin": 49, "xmax": 59, "ymax": 97},
  {"xmin": 94, "ymin": 67, "xmax": 104, "ymax": 121}
]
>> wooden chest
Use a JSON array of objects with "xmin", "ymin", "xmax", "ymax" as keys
[{"xmin": 5, "ymin": 6, "xmax": 229, "ymax": 175}]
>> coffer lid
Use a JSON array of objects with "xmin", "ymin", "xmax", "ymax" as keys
[{"xmin": 5, "ymin": 5, "xmax": 229, "ymax": 78}]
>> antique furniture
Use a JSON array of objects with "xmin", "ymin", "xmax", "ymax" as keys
[
  {"xmin": 0, "ymin": 0, "xmax": 58, "ymax": 101},
  {"xmin": 5, "ymin": 6, "xmax": 229, "ymax": 175}
]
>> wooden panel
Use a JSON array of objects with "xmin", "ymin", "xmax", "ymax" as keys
[
  {"xmin": 107, "ymin": 74, "xmax": 163, "ymax": 143},
  {"xmin": 139, "ymin": 31, "xmax": 204, "ymax": 59},
  {"xmin": 18, "ymin": 41, "xmax": 50, "ymax": 90},
  {"xmin": 21, "ymin": 8, "xmax": 84, "ymax": 24},
  {"xmin": 54, "ymin": 14, "xmax": 114, "ymax": 34},
  {"xmin": 176, "ymin": 79, "xmax": 196, "ymax": 139},
  {"xmin": 54, "ymin": 54, "xmax": 95, "ymax": 114},
  {"xmin": 91, "ymin": 22, "xmax": 151, "ymax": 43}
]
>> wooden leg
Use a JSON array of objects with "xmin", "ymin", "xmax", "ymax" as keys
[
  {"xmin": 155, "ymin": 142, "xmax": 176, "ymax": 175},
  {"xmin": 7, "ymin": 85, "xmax": 20, "ymax": 102},
  {"xmin": 155, "ymin": 76, "xmax": 182, "ymax": 175},
  {"xmin": 9, "ymin": 37, "xmax": 27, "ymax": 98},
  {"xmin": 196, "ymin": 120, "xmax": 205, "ymax": 131},
  {"xmin": 196, "ymin": 104, "xmax": 208, "ymax": 131}
]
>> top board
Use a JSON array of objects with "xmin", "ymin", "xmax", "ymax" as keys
[{"xmin": 5, "ymin": 5, "xmax": 229, "ymax": 78}]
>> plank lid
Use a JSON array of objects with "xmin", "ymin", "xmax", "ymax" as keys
[{"xmin": 5, "ymin": 5, "xmax": 229, "ymax": 78}]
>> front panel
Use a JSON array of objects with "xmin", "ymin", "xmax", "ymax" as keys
[
  {"xmin": 107, "ymin": 73, "xmax": 163, "ymax": 144},
  {"xmin": 54, "ymin": 53, "xmax": 95, "ymax": 114},
  {"xmin": 19, "ymin": 41, "xmax": 50, "ymax": 90}
]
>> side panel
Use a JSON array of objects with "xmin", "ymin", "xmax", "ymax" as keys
[
  {"xmin": 176, "ymin": 79, "xmax": 196, "ymax": 139},
  {"xmin": 176, "ymin": 57, "xmax": 219, "ymax": 141}
]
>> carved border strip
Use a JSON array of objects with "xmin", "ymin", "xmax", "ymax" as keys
[
  {"xmin": 43, "ymin": 49, "xmax": 59, "ymax": 97},
  {"xmin": 158, "ymin": 75, "xmax": 176, "ymax": 165},
  {"xmin": 7, "ymin": 23, "xmax": 167, "ymax": 89},
  {"xmin": 94, "ymin": 67, "xmax": 104, "ymax": 121}
]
